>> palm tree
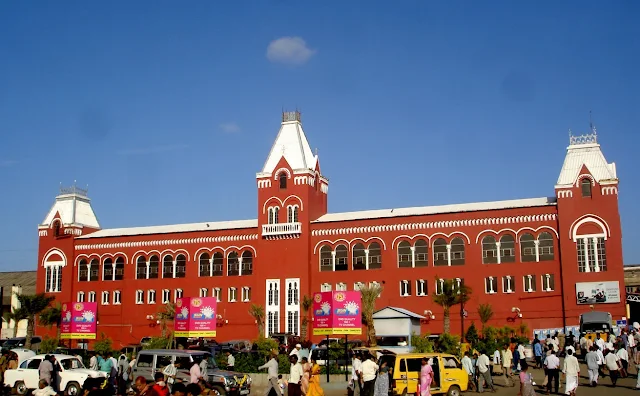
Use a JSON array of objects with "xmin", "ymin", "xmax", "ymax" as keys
[
  {"xmin": 477, "ymin": 303, "xmax": 494, "ymax": 332},
  {"xmin": 300, "ymin": 296, "xmax": 313, "ymax": 341},
  {"xmin": 7, "ymin": 308, "xmax": 28, "ymax": 338},
  {"xmin": 360, "ymin": 283, "xmax": 383, "ymax": 346},
  {"xmin": 432, "ymin": 278, "xmax": 472, "ymax": 334},
  {"xmin": 156, "ymin": 302, "xmax": 176, "ymax": 338},
  {"xmin": 39, "ymin": 303, "xmax": 63, "ymax": 340},
  {"xmin": 16, "ymin": 293, "xmax": 55, "ymax": 349},
  {"xmin": 248, "ymin": 304, "xmax": 265, "ymax": 336}
]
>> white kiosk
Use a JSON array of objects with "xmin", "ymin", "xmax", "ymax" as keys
[{"xmin": 373, "ymin": 306, "xmax": 425, "ymax": 354}]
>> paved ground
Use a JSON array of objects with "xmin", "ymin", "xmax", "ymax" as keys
[{"xmin": 251, "ymin": 364, "xmax": 640, "ymax": 395}]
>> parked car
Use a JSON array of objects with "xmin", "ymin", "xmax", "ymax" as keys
[
  {"xmin": 3, "ymin": 353, "xmax": 106, "ymax": 395},
  {"xmin": 8, "ymin": 349, "xmax": 36, "ymax": 365},
  {"xmin": 132, "ymin": 349, "xmax": 251, "ymax": 395},
  {"xmin": 1, "ymin": 337, "xmax": 42, "ymax": 352}
]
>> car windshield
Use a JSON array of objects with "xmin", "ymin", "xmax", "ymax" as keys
[
  {"xmin": 581, "ymin": 323, "xmax": 611, "ymax": 333},
  {"xmin": 60, "ymin": 358, "xmax": 85, "ymax": 370},
  {"xmin": 194, "ymin": 353, "xmax": 217, "ymax": 370}
]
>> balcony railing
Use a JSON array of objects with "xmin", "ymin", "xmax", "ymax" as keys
[{"xmin": 262, "ymin": 222, "xmax": 302, "ymax": 237}]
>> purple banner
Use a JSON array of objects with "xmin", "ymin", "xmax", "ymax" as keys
[
  {"xmin": 60, "ymin": 302, "xmax": 97, "ymax": 339},
  {"xmin": 174, "ymin": 297, "xmax": 217, "ymax": 337}
]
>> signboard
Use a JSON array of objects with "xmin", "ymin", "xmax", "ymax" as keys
[
  {"xmin": 576, "ymin": 281, "xmax": 621, "ymax": 305},
  {"xmin": 312, "ymin": 291, "xmax": 362, "ymax": 335},
  {"xmin": 174, "ymin": 297, "xmax": 217, "ymax": 337},
  {"xmin": 60, "ymin": 302, "xmax": 97, "ymax": 339}
]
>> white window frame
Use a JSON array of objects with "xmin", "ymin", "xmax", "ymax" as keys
[
  {"xmin": 336, "ymin": 282, "xmax": 347, "ymax": 291},
  {"xmin": 576, "ymin": 234, "xmax": 607, "ymax": 273},
  {"xmin": 213, "ymin": 287, "xmax": 221, "ymax": 302},
  {"xmin": 77, "ymin": 291, "xmax": 85, "ymax": 302},
  {"xmin": 523, "ymin": 275, "xmax": 536, "ymax": 293},
  {"xmin": 199, "ymin": 288, "xmax": 208, "ymax": 298},
  {"xmin": 174, "ymin": 288, "xmax": 183, "ymax": 301},
  {"xmin": 485, "ymin": 277, "xmax": 497, "ymax": 294},
  {"xmin": 502, "ymin": 276, "xmax": 514, "ymax": 294},
  {"xmin": 228, "ymin": 287, "xmax": 237, "ymax": 302},
  {"xmin": 162, "ymin": 289, "xmax": 171, "ymax": 304},
  {"xmin": 542, "ymin": 273, "xmax": 555, "ymax": 292},
  {"xmin": 88, "ymin": 291, "xmax": 96, "ymax": 303},
  {"xmin": 148, "ymin": 289, "xmax": 156, "ymax": 304},
  {"xmin": 435, "ymin": 279, "xmax": 445, "ymax": 295},
  {"xmin": 354, "ymin": 282, "xmax": 365, "ymax": 291},
  {"xmin": 242, "ymin": 286, "xmax": 251, "ymax": 302},
  {"xmin": 265, "ymin": 279, "xmax": 280, "ymax": 337},
  {"xmin": 113, "ymin": 290, "xmax": 121, "ymax": 305},
  {"xmin": 321, "ymin": 283, "xmax": 332, "ymax": 292},
  {"xmin": 44, "ymin": 263, "xmax": 63, "ymax": 293},
  {"xmin": 416, "ymin": 279, "xmax": 427, "ymax": 296},
  {"xmin": 135, "ymin": 290, "xmax": 144, "ymax": 304},
  {"xmin": 400, "ymin": 280, "xmax": 410, "ymax": 297},
  {"xmin": 101, "ymin": 291, "xmax": 110, "ymax": 305},
  {"xmin": 285, "ymin": 278, "xmax": 300, "ymax": 336}
]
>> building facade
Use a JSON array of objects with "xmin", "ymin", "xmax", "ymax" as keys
[{"xmin": 36, "ymin": 112, "xmax": 626, "ymax": 347}]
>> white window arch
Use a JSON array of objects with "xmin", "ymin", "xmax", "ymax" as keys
[
  {"xmin": 43, "ymin": 249, "xmax": 66, "ymax": 293},
  {"xmin": 572, "ymin": 218, "xmax": 608, "ymax": 273}
]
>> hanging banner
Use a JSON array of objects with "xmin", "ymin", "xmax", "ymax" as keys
[
  {"xmin": 60, "ymin": 302, "xmax": 97, "ymax": 339},
  {"xmin": 174, "ymin": 297, "xmax": 217, "ymax": 337},
  {"xmin": 312, "ymin": 291, "xmax": 362, "ymax": 335},
  {"xmin": 576, "ymin": 281, "xmax": 621, "ymax": 304}
]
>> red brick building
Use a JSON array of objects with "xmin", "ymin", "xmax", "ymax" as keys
[{"xmin": 36, "ymin": 112, "xmax": 625, "ymax": 347}]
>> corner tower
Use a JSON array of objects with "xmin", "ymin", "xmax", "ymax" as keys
[
  {"xmin": 555, "ymin": 126, "xmax": 625, "ymax": 323},
  {"xmin": 256, "ymin": 111, "xmax": 328, "ymax": 238}
]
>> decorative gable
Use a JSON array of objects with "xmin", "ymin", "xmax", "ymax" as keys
[{"xmin": 556, "ymin": 127, "xmax": 617, "ymax": 188}]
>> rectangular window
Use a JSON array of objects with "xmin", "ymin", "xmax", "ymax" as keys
[
  {"xmin": 199, "ymin": 288, "xmax": 208, "ymax": 298},
  {"xmin": 336, "ymin": 283, "xmax": 347, "ymax": 291},
  {"xmin": 435, "ymin": 279, "xmax": 444, "ymax": 295},
  {"xmin": 148, "ymin": 290, "xmax": 156, "ymax": 304},
  {"xmin": 287, "ymin": 311, "xmax": 299, "ymax": 335},
  {"xmin": 287, "ymin": 280, "xmax": 299, "ymax": 306},
  {"xmin": 400, "ymin": 280, "xmax": 411, "ymax": 297},
  {"xmin": 174, "ymin": 289, "xmax": 183, "ymax": 301},
  {"xmin": 354, "ymin": 282, "xmax": 364, "ymax": 291},
  {"xmin": 502, "ymin": 276, "xmax": 515, "ymax": 293},
  {"xmin": 136, "ymin": 290, "xmax": 144, "ymax": 304},
  {"xmin": 242, "ymin": 287, "xmax": 251, "ymax": 302},
  {"xmin": 542, "ymin": 274, "xmax": 555, "ymax": 292},
  {"xmin": 267, "ymin": 311, "xmax": 279, "ymax": 335},
  {"xmin": 321, "ymin": 283, "xmax": 332, "ymax": 292},
  {"xmin": 113, "ymin": 290, "xmax": 121, "ymax": 305},
  {"xmin": 484, "ymin": 277, "xmax": 498, "ymax": 294},
  {"xmin": 77, "ymin": 292, "xmax": 85, "ymax": 303},
  {"xmin": 577, "ymin": 239, "xmax": 587, "ymax": 272},
  {"xmin": 88, "ymin": 291, "xmax": 96, "ymax": 303},
  {"xmin": 162, "ymin": 289, "xmax": 171, "ymax": 304},
  {"xmin": 523, "ymin": 275, "xmax": 536, "ymax": 292},
  {"xmin": 416, "ymin": 280, "xmax": 427, "ymax": 296},
  {"xmin": 596, "ymin": 237, "xmax": 607, "ymax": 271},
  {"xmin": 229, "ymin": 287, "xmax": 237, "ymax": 302},
  {"xmin": 213, "ymin": 288, "xmax": 221, "ymax": 302},
  {"xmin": 101, "ymin": 291, "xmax": 110, "ymax": 305}
]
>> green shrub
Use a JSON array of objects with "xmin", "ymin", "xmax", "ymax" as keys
[
  {"xmin": 465, "ymin": 323, "xmax": 479, "ymax": 347},
  {"xmin": 411, "ymin": 333, "xmax": 434, "ymax": 353},
  {"xmin": 436, "ymin": 333, "xmax": 460, "ymax": 356},
  {"xmin": 143, "ymin": 337, "xmax": 172, "ymax": 350},
  {"xmin": 40, "ymin": 336, "xmax": 59, "ymax": 354},
  {"xmin": 93, "ymin": 333, "xmax": 113, "ymax": 356}
]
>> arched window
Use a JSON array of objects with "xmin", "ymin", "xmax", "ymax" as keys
[
  {"xmin": 114, "ymin": 257, "xmax": 124, "ymax": 281},
  {"xmin": 368, "ymin": 242, "xmax": 382, "ymax": 269},
  {"xmin": 53, "ymin": 221, "xmax": 61, "ymax": 237},
  {"xmin": 279, "ymin": 173, "xmax": 287, "ymax": 189},
  {"xmin": 450, "ymin": 237, "xmax": 465, "ymax": 265},
  {"xmin": 353, "ymin": 243, "xmax": 366, "ymax": 270},
  {"xmin": 163, "ymin": 255, "xmax": 174, "ymax": 278},
  {"xmin": 500, "ymin": 235, "xmax": 516, "ymax": 263},
  {"xmin": 482, "ymin": 236, "xmax": 498, "ymax": 264},
  {"xmin": 335, "ymin": 245, "xmax": 348, "ymax": 271},
  {"xmin": 241, "ymin": 251, "xmax": 253, "ymax": 275},
  {"xmin": 89, "ymin": 259, "xmax": 99, "ymax": 281},
  {"xmin": 520, "ymin": 233, "xmax": 536, "ymax": 262},
  {"xmin": 538, "ymin": 232, "xmax": 555, "ymax": 261},
  {"xmin": 287, "ymin": 205, "xmax": 299, "ymax": 223},
  {"xmin": 227, "ymin": 252, "xmax": 240, "ymax": 276},
  {"xmin": 136, "ymin": 256, "xmax": 146, "ymax": 279},
  {"xmin": 78, "ymin": 259, "xmax": 88, "ymax": 282},
  {"xmin": 414, "ymin": 239, "xmax": 428, "ymax": 267},
  {"xmin": 273, "ymin": 207, "xmax": 279, "ymax": 224},
  {"xmin": 212, "ymin": 252, "xmax": 224, "ymax": 276},
  {"xmin": 103, "ymin": 258, "xmax": 113, "ymax": 281},
  {"xmin": 397, "ymin": 241, "xmax": 412, "ymax": 268},
  {"xmin": 433, "ymin": 238, "xmax": 448, "ymax": 266},
  {"xmin": 199, "ymin": 253, "xmax": 211, "ymax": 277},
  {"xmin": 581, "ymin": 178, "xmax": 592, "ymax": 197},
  {"xmin": 148, "ymin": 255, "xmax": 159, "ymax": 279},
  {"xmin": 319, "ymin": 246, "xmax": 332, "ymax": 271},
  {"xmin": 175, "ymin": 254, "xmax": 186, "ymax": 278}
]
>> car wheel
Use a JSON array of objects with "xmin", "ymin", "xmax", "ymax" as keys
[
  {"xmin": 211, "ymin": 385, "xmax": 226, "ymax": 396},
  {"xmin": 14, "ymin": 381, "xmax": 28, "ymax": 396},
  {"xmin": 65, "ymin": 381, "xmax": 81, "ymax": 396},
  {"xmin": 446, "ymin": 385, "xmax": 461, "ymax": 396}
]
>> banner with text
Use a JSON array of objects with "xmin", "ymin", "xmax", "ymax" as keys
[
  {"xmin": 576, "ymin": 281, "xmax": 621, "ymax": 305},
  {"xmin": 312, "ymin": 291, "xmax": 362, "ymax": 335},
  {"xmin": 174, "ymin": 297, "xmax": 217, "ymax": 337},
  {"xmin": 60, "ymin": 302, "xmax": 97, "ymax": 339}
]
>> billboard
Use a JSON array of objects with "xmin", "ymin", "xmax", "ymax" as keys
[
  {"xmin": 312, "ymin": 291, "xmax": 362, "ymax": 335},
  {"xmin": 576, "ymin": 281, "xmax": 621, "ymax": 305},
  {"xmin": 174, "ymin": 297, "xmax": 217, "ymax": 337},
  {"xmin": 60, "ymin": 302, "xmax": 97, "ymax": 339}
]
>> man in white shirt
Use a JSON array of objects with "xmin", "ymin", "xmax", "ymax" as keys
[
  {"xmin": 543, "ymin": 350, "xmax": 560, "ymax": 394},
  {"xmin": 162, "ymin": 360, "xmax": 178, "ymax": 391},
  {"xmin": 259, "ymin": 353, "xmax": 281, "ymax": 396},
  {"xmin": 604, "ymin": 350, "xmax": 621, "ymax": 387},
  {"xmin": 226, "ymin": 351, "xmax": 235, "ymax": 370},
  {"xmin": 594, "ymin": 334, "xmax": 606, "ymax": 352},
  {"xmin": 476, "ymin": 352, "xmax": 496, "ymax": 393},
  {"xmin": 501, "ymin": 345, "xmax": 513, "ymax": 387},
  {"xmin": 289, "ymin": 344, "xmax": 302, "ymax": 359},
  {"xmin": 562, "ymin": 349, "xmax": 580, "ymax": 396},
  {"xmin": 491, "ymin": 349, "xmax": 501, "ymax": 376},
  {"xmin": 351, "ymin": 352, "xmax": 363, "ymax": 396},
  {"xmin": 461, "ymin": 351, "xmax": 476, "ymax": 392},
  {"xmin": 89, "ymin": 353, "xmax": 99, "ymax": 371},
  {"xmin": 288, "ymin": 355, "xmax": 304, "ymax": 396},
  {"xmin": 616, "ymin": 345, "xmax": 629, "ymax": 377},
  {"xmin": 361, "ymin": 354, "xmax": 379, "ymax": 396}
]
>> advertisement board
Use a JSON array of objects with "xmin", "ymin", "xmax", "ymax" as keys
[
  {"xmin": 576, "ymin": 281, "xmax": 621, "ymax": 305},
  {"xmin": 60, "ymin": 302, "xmax": 98, "ymax": 339},
  {"xmin": 174, "ymin": 297, "xmax": 217, "ymax": 337},
  {"xmin": 312, "ymin": 291, "xmax": 362, "ymax": 335}
]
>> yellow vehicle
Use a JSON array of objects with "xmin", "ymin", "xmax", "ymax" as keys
[
  {"xmin": 580, "ymin": 311, "xmax": 612, "ymax": 342},
  {"xmin": 379, "ymin": 352, "xmax": 467, "ymax": 396}
]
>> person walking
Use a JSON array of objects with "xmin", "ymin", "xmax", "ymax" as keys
[
  {"xmin": 476, "ymin": 351, "xmax": 496, "ymax": 393},
  {"xmin": 585, "ymin": 346, "xmax": 600, "ymax": 387},
  {"xmin": 38, "ymin": 355, "xmax": 54, "ymax": 387},
  {"xmin": 604, "ymin": 349, "xmax": 621, "ymax": 387},
  {"xmin": 461, "ymin": 351, "xmax": 476, "ymax": 392},
  {"xmin": 419, "ymin": 358, "xmax": 433, "ymax": 396},
  {"xmin": 543, "ymin": 350, "xmax": 560, "ymax": 395},
  {"xmin": 501, "ymin": 344, "xmax": 514, "ymax": 387},
  {"xmin": 518, "ymin": 364, "xmax": 536, "ymax": 396},
  {"xmin": 288, "ymin": 355, "xmax": 304, "ymax": 396},
  {"xmin": 350, "ymin": 352, "xmax": 363, "ymax": 396},
  {"xmin": 258, "ymin": 353, "xmax": 281, "ymax": 396},
  {"xmin": 562, "ymin": 349, "xmax": 580, "ymax": 396},
  {"xmin": 306, "ymin": 358, "xmax": 325, "ymax": 396},
  {"xmin": 361, "ymin": 354, "xmax": 379, "ymax": 396}
]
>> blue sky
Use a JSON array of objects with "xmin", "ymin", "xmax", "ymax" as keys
[{"xmin": 1, "ymin": 1, "xmax": 639, "ymax": 271}]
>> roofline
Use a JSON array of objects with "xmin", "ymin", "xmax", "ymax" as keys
[
  {"xmin": 373, "ymin": 306, "xmax": 425, "ymax": 319},
  {"xmin": 76, "ymin": 220, "xmax": 258, "ymax": 240}
]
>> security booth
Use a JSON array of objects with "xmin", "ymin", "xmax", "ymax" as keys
[{"xmin": 372, "ymin": 306, "xmax": 425, "ymax": 353}]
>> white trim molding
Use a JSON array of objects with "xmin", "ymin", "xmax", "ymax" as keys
[
  {"xmin": 557, "ymin": 190, "xmax": 573, "ymax": 198},
  {"xmin": 601, "ymin": 186, "xmax": 618, "ymax": 196},
  {"xmin": 273, "ymin": 168, "xmax": 292, "ymax": 179},
  {"xmin": 76, "ymin": 234, "xmax": 259, "ymax": 250},
  {"xmin": 257, "ymin": 179, "xmax": 272, "ymax": 188},
  {"xmin": 575, "ymin": 174, "xmax": 596, "ymax": 187},
  {"xmin": 261, "ymin": 195, "xmax": 305, "ymax": 214},
  {"xmin": 570, "ymin": 215, "xmax": 611, "ymax": 241}
]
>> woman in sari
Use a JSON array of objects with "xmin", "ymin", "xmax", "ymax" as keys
[
  {"xmin": 306, "ymin": 358, "xmax": 324, "ymax": 396},
  {"xmin": 518, "ymin": 363, "xmax": 536, "ymax": 396},
  {"xmin": 374, "ymin": 362, "xmax": 390, "ymax": 396},
  {"xmin": 300, "ymin": 357, "xmax": 311, "ymax": 395},
  {"xmin": 420, "ymin": 358, "xmax": 433, "ymax": 396}
]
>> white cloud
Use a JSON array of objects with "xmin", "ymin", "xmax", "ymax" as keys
[
  {"xmin": 266, "ymin": 37, "xmax": 316, "ymax": 66},
  {"xmin": 219, "ymin": 122, "xmax": 241, "ymax": 134},
  {"xmin": 117, "ymin": 144, "xmax": 189, "ymax": 156}
]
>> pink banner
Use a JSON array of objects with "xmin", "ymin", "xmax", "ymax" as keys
[
  {"xmin": 174, "ymin": 297, "xmax": 217, "ymax": 337},
  {"xmin": 312, "ymin": 291, "xmax": 362, "ymax": 335},
  {"xmin": 60, "ymin": 302, "xmax": 97, "ymax": 339}
]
